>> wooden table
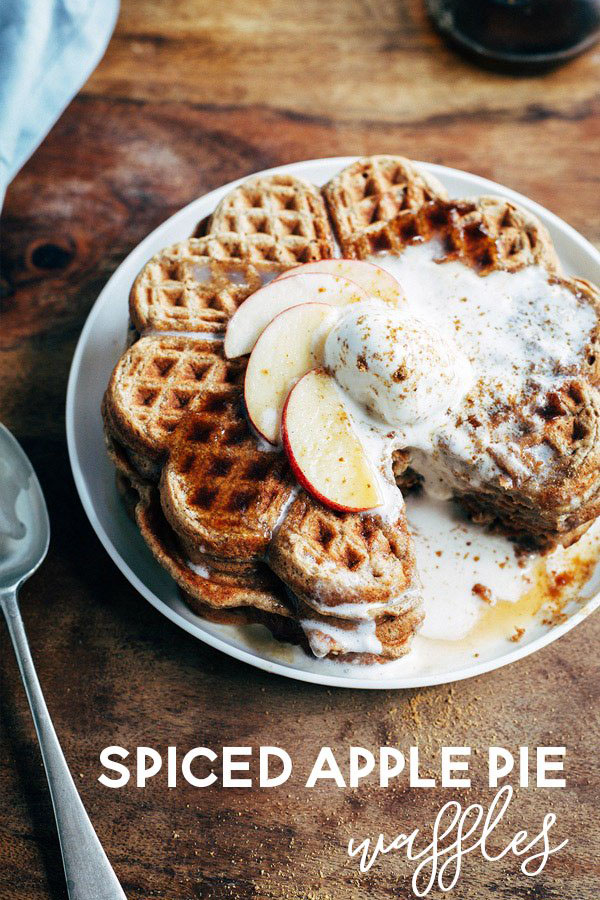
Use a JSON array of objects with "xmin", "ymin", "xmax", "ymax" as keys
[{"xmin": 1, "ymin": 2, "xmax": 599, "ymax": 897}]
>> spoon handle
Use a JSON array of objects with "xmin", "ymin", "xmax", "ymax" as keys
[{"xmin": 1, "ymin": 588, "xmax": 127, "ymax": 900}]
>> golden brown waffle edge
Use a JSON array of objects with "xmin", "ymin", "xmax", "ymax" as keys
[{"xmin": 103, "ymin": 158, "xmax": 600, "ymax": 663}]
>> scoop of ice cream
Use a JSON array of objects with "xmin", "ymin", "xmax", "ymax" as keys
[{"xmin": 324, "ymin": 300, "xmax": 472, "ymax": 427}]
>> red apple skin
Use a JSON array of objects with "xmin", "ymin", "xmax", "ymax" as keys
[
  {"xmin": 281, "ymin": 378, "xmax": 377, "ymax": 514},
  {"xmin": 224, "ymin": 271, "xmax": 367, "ymax": 358},
  {"xmin": 276, "ymin": 258, "xmax": 382, "ymax": 281},
  {"xmin": 274, "ymin": 259, "xmax": 403, "ymax": 305},
  {"xmin": 275, "ymin": 264, "xmax": 365, "ymax": 288}
]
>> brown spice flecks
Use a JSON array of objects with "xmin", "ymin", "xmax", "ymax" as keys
[
  {"xmin": 356, "ymin": 354, "xmax": 368, "ymax": 372},
  {"xmin": 472, "ymin": 583, "xmax": 492, "ymax": 603},
  {"xmin": 510, "ymin": 626, "xmax": 525, "ymax": 642}
]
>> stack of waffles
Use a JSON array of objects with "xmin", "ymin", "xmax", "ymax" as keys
[{"xmin": 103, "ymin": 157, "xmax": 600, "ymax": 663}]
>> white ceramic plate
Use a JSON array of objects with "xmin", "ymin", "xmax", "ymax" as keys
[{"xmin": 66, "ymin": 157, "xmax": 600, "ymax": 689}]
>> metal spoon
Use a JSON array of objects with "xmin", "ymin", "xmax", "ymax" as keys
[{"xmin": 0, "ymin": 424, "xmax": 127, "ymax": 900}]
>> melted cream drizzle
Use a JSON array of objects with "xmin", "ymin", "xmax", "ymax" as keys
[
  {"xmin": 175, "ymin": 241, "xmax": 598, "ymax": 662},
  {"xmin": 300, "ymin": 617, "xmax": 382, "ymax": 658},
  {"xmin": 373, "ymin": 244, "xmax": 596, "ymax": 486}
]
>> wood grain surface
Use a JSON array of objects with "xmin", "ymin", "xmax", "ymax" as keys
[{"xmin": 1, "ymin": 1, "xmax": 599, "ymax": 898}]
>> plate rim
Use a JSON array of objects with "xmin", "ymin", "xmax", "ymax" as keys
[{"xmin": 66, "ymin": 155, "xmax": 600, "ymax": 690}]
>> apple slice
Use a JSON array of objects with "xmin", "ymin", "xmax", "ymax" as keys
[
  {"xmin": 245, "ymin": 303, "xmax": 334, "ymax": 444},
  {"xmin": 224, "ymin": 272, "xmax": 366, "ymax": 358},
  {"xmin": 282, "ymin": 369, "xmax": 383, "ymax": 512},
  {"xmin": 275, "ymin": 259, "xmax": 403, "ymax": 305}
]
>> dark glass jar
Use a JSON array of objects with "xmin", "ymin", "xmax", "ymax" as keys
[{"xmin": 426, "ymin": 0, "xmax": 600, "ymax": 71}]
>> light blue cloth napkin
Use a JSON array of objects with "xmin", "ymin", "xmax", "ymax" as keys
[{"xmin": 0, "ymin": 0, "xmax": 119, "ymax": 207}]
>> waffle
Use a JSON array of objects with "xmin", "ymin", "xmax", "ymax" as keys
[
  {"xmin": 104, "ymin": 423, "xmax": 154, "ymax": 495},
  {"xmin": 134, "ymin": 482, "xmax": 292, "ymax": 614},
  {"xmin": 296, "ymin": 600, "xmax": 424, "ymax": 662},
  {"xmin": 130, "ymin": 477, "xmax": 420, "ymax": 661},
  {"xmin": 323, "ymin": 155, "xmax": 448, "ymax": 257},
  {"xmin": 103, "ymin": 317, "xmax": 424, "ymax": 658},
  {"xmin": 338, "ymin": 194, "xmax": 561, "ymax": 272},
  {"xmin": 321, "ymin": 175, "xmax": 600, "ymax": 545},
  {"xmin": 191, "ymin": 599, "xmax": 422, "ymax": 662},
  {"xmin": 159, "ymin": 383, "xmax": 297, "ymax": 567},
  {"xmin": 129, "ymin": 237, "xmax": 287, "ymax": 335},
  {"xmin": 103, "ymin": 336, "xmax": 245, "ymax": 481},
  {"xmin": 104, "ymin": 156, "xmax": 600, "ymax": 668},
  {"xmin": 208, "ymin": 173, "xmax": 335, "ymax": 261},
  {"xmin": 435, "ymin": 366, "xmax": 600, "ymax": 546},
  {"xmin": 268, "ymin": 492, "xmax": 421, "ymax": 617},
  {"xmin": 157, "ymin": 372, "xmax": 423, "ymax": 636}
]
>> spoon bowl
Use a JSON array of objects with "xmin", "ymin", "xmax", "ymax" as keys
[{"xmin": 0, "ymin": 424, "xmax": 50, "ymax": 590}]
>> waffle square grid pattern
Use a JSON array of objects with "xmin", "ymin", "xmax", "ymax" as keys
[{"xmin": 103, "ymin": 156, "xmax": 600, "ymax": 664}]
